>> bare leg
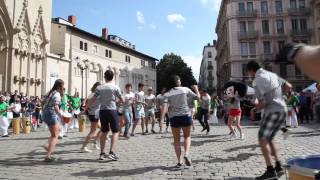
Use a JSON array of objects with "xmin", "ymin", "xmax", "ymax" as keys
[
  {"xmin": 171, "ymin": 127, "xmax": 182, "ymax": 164},
  {"xmin": 269, "ymin": 140, "xmax": 280, "ymax": 161},
  {"xmin": 235, "ymin": 116, "xmax": 242, "ymax": 134},
  {"xmin": 100, "ymin": 132, "xmax": 108, "ymax": 153},
  {"xmin": 141, "ymin": 118, "xmax": 145, "ymax": 133},
  {"xmin": 227, "ymin": 116, "xmax": 235, "ymax": 133},
  {"xmin": 151, "ymin": 116, "xmax": 156, "ymax": 131},
  {"xmin": 145, "ymin": 117, "xmax": 149, "ymax": 132},
  {"xmin": 82, "ymin": 122, "xmax": 98, "ymax": 148},
  {"xmin": 46, "ymin": 124, "xmax": 60, "ymax": 158},
  {"xmin": 131, "ymin": 120, "xmax": 138, "ymax": 135},
  {"xmin": 110, "ymin": 132, "xmax": 119, "ymax": 153},
  {"xmin": 182, "ymin": 126, "xmax": 192, "ymax": 157},
  {"xmin": 259, "ymin": 139, "xmax": 272, "ymax": 167}
]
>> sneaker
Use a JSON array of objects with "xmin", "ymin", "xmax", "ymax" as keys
[
  {"xmin": 81, "ymin": 147, "xmax": 92, "ymax": 153},
  {"xmin": 240, "ymin": 133, "xmax": 245, "ymax": 140},
  {"xmin": 108, "ymin": 153, "xmax": 119, "ymax": 161},
  {"xmin": 44, "ymin": 157, "xmax": 56, "ymax": 162},
  {"xmin": 58, "ymin": 136, "xmax": 63, "ymax": 140},
  {"xmin": 201, "ymin": 128, "xmax": 207, "ymax": 132},
  {"xmin": 275, "ymin": 164, "xmax": 284, "ymax": 177},
  {"xmin": 142, "ymin": 132, "xmax": 146, "ymax": 135},
  {"xmin": 130, "ymin": 133, "xmax": 135, "ymax": 136},
  {"xmin": 230, "ymin": 132, "xmax": 237, "ymax": 139},
  {"xmin": 98, "ymin": 153, "xmax": 107, "ymax": 160},
  {"xmin": 184, "ymin": 156, "xmax": 192, "ymax": 166},
  {"xmin": 1, "ymin": 135, "xmax": 9, "ymax": 138},
  {"xmin": 151, "ymin": 129, "xmax": 156, "ymax": 134},
  {"xmin": 123, "ymin": 134, "xmax": 130, "ymax": 139},
  {"xmin": 174, "ymin": 163, "xmax": 182, "ymax": 168},
  {"xmin": 166, "ymin": 127, "xmax": 169, "ymax": 133},
  {"xmin": 63, "ymin": 135, "xmax": 68, "ymax": 137},
  {"xmin": 255, "ymin": 169, "xmax": 278, "ymax": 180}
]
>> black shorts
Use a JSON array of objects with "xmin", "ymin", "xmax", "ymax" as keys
[
  {"xmin": 88, "ymin": 115, "xmax": 99, "ymax": 123},
  {"xmin": 258, "ymin": 111, "xmax": 286, "ymax": 141},
  {"xmin": 170, "ymin": 115, "xmax": 192, "ymax": 128},
  {"xmin": 99, "ymin": 110, "xmax": 119, "ymax": 133}
]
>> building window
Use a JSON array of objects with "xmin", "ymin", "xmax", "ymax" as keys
[
  {"xmin": 262, "ymin": 20, "xmax": 269, "ymax": 34},
  {"xmin": 240, "ymin": 43, "xmax": 248, "ymax": 58},
  {"xmin": 240, "ymin": 21, "xmax": 247, "ymax": 33},
  {"xmin": 261, "ymin": 1, "xmax": 268, "ymax": 15},
  {"xmin": 109, "ymin": 50, "xmax": 112, "ymax": 58},
  {"xmin": 280, "ymin": 63, "xmax": 287, "ymax": 77},
  {"xmin": 291, "ymin": 19, "xmax": 299, "ymax": 31},
  {"xmin": 208, "ymin": 61, "xmax": 213, "ymax": 66},
  {"xmin": 248, "ymin": 21, "xmax": 255, "ymax": 31},
  {"xmin": 298, "ymin": 0, "xmax": 305, "ymax": 9},
  {"xmin": 208, "ymin": 51, "xmax": 212, "ymax": 58},
  {"xmin": 84, "ymin": 42, "xmax": 88, "ymax": 51},
  {"xmin": 125, "ymin": 55, "xmax": 131, "ymax": 63},
  {"xmin": 141, "ymin": 60, "xmax": 145, "ymax": 67},
  {"xmin": 249, "ymin": 42, "xmax": 256, "ymax": 57},
  {"xmin": 247, "ymin": 2, "xmax": 254, "ymax": 13},
  {"xmin": 278, "ymin": 41, "xmax": 285, "ymax": 52},
  {"xmin": 263, "ymin": 41, "xmax": 271, "ymax": 54},
  {"xmin": 300, "ymin": 19, "xmax": 307, "ymax": 31},
  {"xmin": 290, "ymin": 0, "xmax": 297, "ymax": 9},
  {"xmin": 151, "ymin": 62, "xmax": 156, "ymax": 69},
  {"xmin": 242, "ymin": 64, "xmax": 247, "ymax": 80},
  {"xmin": 93, "ymin": 45, "xmax": 98, "ymax": 54},
  {"xmin": 275, "ymin": 0, "xmax": 283, "ymax": 13},
  {"xmin": 276, "ymin": 20, "xmax": 284, "ymax": 34},
  {"xmin": 80, "ymin": 41, "xmax": 83, "ymax": 50},
  {"xmin": 105, "ymin": 49, "xmax": 109, "ymax": 57},
  {"xmin": 295, "ymin": 64, "xmax": 302, "ymax": 76},
  {"xmin": 239, "ymin": 2, "xmax": 245, "ymax": 12}
]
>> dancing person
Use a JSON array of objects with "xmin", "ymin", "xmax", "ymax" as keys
[
  {"xmin": 123, "ymin": 84, "xmax": 135, "ymax": 138},
  {"xmin": 210, "ymin": 95, "xmax": 219, "ymax": 125},
  {"xmin": 131, "ymin": 83, "xmax": 146, "ymax": 136},
  {"xmin": 0, "ymin": 95, "xmax": 12, "ymax": 137},
  {"xmin": 70, "ymin": 92, "xmax": 81, "ymax": 129},
  {"xmin": 35, "ymin": 97, "xmax": 42, "ymax": 127},
  {"xmin": 160, "ymin": 75, "xmax": 200, "ymax": 167},
  {"xmin": 298, "ymin": 92, "xmax": 309, "ymax": 124},
  {"xmin": 156, "ymin": 88, "xmax": 167, "ymax": 133},
  {"xmin": 42, "ymin": 79, "xmax": 65, "ymax": 162},
  {"xmin": 117, "ymin": 99, "xmax": 125, "ymax": 136},
  {"xmin": 87, "ymin": 70, "xmax": 123, "ymax": 161},
  {"xmin": 145, "ymin": 87, "xmax": 157, "ymax": 134},
  {"xmin": 80, "ymin": 82, "xmax": 101, "ymax": 153},
  {"xmin": 246, "ymin": 61, "xmax": 290, "ymax": 180},
  {"xmin": 197, "ymin": 89, "xmax": 211, "ymax": 134},
  {"xmin": 314, "ymin": 83, "xmax": 320, "ymax": 123}
]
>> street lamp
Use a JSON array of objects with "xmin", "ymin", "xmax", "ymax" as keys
[{"xmin": 77, "ymin": 59, "xmax": 89, "ymax": 98}]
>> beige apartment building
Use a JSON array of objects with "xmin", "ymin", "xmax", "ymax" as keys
[
  {"xmin": 49, "ymin": 17, "xmax": 157, "ymax": 98},
  {"xmin": 199, "ymin": 41, "xmax": 217, "ymax": 94},
  {"xmin": 215, "ymin": 0, "xmax": 314, "ymax": 94},
  {"xmin": 0, "ymin": 0, "xmax": 157, "ymax": 97}
]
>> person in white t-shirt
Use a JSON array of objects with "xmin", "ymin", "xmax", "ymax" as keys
[
  {"xmin": 123, "ymin": 83, "xmax": 135, "ymax": 138},
  {"xmin": 145, "ymin": 87, "xmax": 157, "ymax": 134}
]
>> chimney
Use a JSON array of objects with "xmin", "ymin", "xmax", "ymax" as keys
[
  {"xmin": 68, "ymin": 15, "xmax": 77, "ymax": 26},
  {"xmin": 102, "ymin": 28, "xmax": 108, "ymax": 39},
  {"xmin": 213, "ymin": 40, "xmax": 217, "ymax": 46}
]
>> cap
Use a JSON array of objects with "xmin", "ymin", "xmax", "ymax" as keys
[{"xmin": 148, "ymin": 87, "xmax": 153, "ymax": 91}]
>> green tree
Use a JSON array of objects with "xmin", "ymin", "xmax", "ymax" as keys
[{"xmin": 157, "ymin": 53, "xmax": 197, "ymax": 93}]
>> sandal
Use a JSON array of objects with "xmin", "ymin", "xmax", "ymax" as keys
[
  {"xmin": 174, "ymin": 163, "xmax": 182, "ymax": 168},
  {"xmin": 44, "ymin": 157, "xmax": 56, "ymax": 162},
  {"xmin": 184, "ymin": 156, "xmax": 192, "ymax": 166}
]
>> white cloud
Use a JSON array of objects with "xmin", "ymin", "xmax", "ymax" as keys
[
  {"xmin": 149, "ymin": 23, "xmax": 157, "ymax": 30},
  {"xmin": 182, "ymin": 55, "xmax": 202, "ymax": 81},
  {"xmin": 167, "ymin": 13, "xmax": 186, "ymax": 29},
  {"xmin": 136, "ymin": 11, "xmax": 145, "ymax": 24},
  {"xmin": 200, "ymin": 0, "xmax": 222, "ymax": 12}
]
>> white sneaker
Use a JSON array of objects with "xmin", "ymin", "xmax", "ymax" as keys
[
  {"xmin": 81, "ymin": 147, "xmax": 92, "ymax": 153},
  {"xmin": 230, "ymin": 132, "xmax": 237, "ymax": 139},
  {"xmin": 240, "ymin": 133, "xmax": 245, "ymax": 140}
]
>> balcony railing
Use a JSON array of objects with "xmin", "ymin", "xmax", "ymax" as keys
[
  {"xmin": 288, "ymin": 7, "xmax": 311, "ymax": 15},
  {"xmin": 261, "ymin": 53, "xmax": 276, "ymax": 62},
  {"xmin": 236, "ymin": 10, "xmax": 258, "ymax": 17},
  {"xmin": 238, "ymin": 30, "xmax": 259, "ymax": 40},
  {"xmin": 290, "ymin": 29, "xmax": 312, "ymax": 37},
  {"xmin": 207, "ymin": 65, "xmax": 213, "ymax": 70}
]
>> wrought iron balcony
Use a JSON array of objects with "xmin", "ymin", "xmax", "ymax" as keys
[
  {"xmin": 238, "ymin": 31, "xmax": 259, "ymax": 40},
  {"xmin": 236, "ymin": 10, "xmax": 258, "ymax": 18},
  {"xmin": 288, "ymin": 7, "xmax": 311, "ymax": 16},
  {"xmin": 290, "ymin": 29, "xmax": 312, "ymax": 37}
]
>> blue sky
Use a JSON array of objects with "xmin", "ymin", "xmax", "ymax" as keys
[{"xmin": 53, "ymin": 0, "xmax": 222, "ymax": 79}]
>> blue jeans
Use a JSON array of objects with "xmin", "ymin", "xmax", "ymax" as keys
[{"xmin": 123, "ymin": 109, "xmax": 133, "ymax": 135}]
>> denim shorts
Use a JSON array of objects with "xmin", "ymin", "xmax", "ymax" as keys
[
  {"xmin": 145, "ymin": 108, "xmax": 155, "ymax": 118},
  {"xmin": 42, "ymin": 109, "xmax": 59, "ymax": 127},
  {"xmin": 135, "ymin": 108, "xmax": 145, "ymax": 120}
]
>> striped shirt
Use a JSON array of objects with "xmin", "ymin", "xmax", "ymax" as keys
[{"xmin": 164, "ymin": 87, "xmax": 198, "ymax": 118}]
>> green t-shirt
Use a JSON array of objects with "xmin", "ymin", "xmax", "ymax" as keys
[
  {"xmin": 0, "ymin": 102, "xmax": 9, "ymax": 117},
  {"xmin": 288, "ymin": 95, "xmax": 299, "ymax": 107},
  {"xmin": 211, "ymin": 99, "xmax": 217, "ymax": 110},
  {"xmin": 70, "ymin": 97, "xmax": 81, "ymax": 110},
  {"xmin": 61, "ymin": 94, "xmax": 70, "ymax": 111}
]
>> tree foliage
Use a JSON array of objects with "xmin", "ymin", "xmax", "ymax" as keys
[{"xmin": 156, "ymin": 53, "xmax": 197, "ymax": 93}]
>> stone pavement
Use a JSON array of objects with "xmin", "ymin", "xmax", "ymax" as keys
[{"xmin": 0, "ymin": 120, "xmax": 319, "ymax": 180}]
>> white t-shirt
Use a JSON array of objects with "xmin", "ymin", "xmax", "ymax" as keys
[{"xmin": 145, "ymin": 94, "xmax": 156, "ymax": 109}]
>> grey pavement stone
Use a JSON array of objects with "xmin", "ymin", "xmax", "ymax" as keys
[{"xmin": 0, "ymin": 121, "xmax": 319, "ymax": 179}]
